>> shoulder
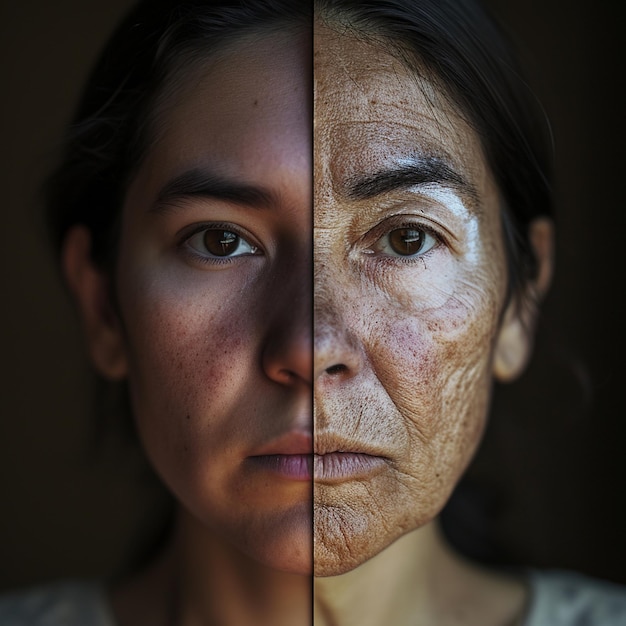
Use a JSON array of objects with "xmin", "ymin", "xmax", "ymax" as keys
[
  {"xmin": 0, "ymin": 580, "xmax": 116, "ymax": 626},
  {"xmin": 525, "ymin": 569, "xmax": 626, "ymax": 626}
]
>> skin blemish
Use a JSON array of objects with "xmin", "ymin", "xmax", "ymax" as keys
[{"xmin": 115, "ymin": 31, "xmax": 313, "ymax": 575}]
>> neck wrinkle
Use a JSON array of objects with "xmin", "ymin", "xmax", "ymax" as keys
[{"xmin": 313, "ymin": 521, "xmax": 444, "ymax": 626}]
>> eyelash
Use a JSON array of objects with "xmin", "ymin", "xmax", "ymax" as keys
[{"xmin": 177, "ymin": 222, "xmax": 263, "ymax": 266}]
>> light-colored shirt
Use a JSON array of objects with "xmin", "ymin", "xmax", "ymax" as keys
[
  {"xmin": 0, "ymin": 581, "xmax": 115, "ymax": 626},
  {"xmin": 524, "ymin": 570, "xmax": 626, "ymax": 625},
  {"xmin": 1, "ymin": 570, "xmax": 626, "ymax": 625}
]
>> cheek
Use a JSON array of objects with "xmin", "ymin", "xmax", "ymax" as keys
[
  {"xmin": 126, "ymin": 290, "xmax": 244, "ymax": 405},
  {"xmin": 117, "ymin": 263, "xmax": 257, "ymax": 477},
  {"xmin": 375, "ymin": 290, "xmax": 498, "ymax": 469}
]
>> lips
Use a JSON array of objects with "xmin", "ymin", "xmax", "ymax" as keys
[
  {"xmin": 314, "ymin": 452, "xmax": 386, "ymax": 482},
  {"xmin": 314, "ymin": 431, "xmax": 388, "ymax": 457},
  {"xmin": 247, "ymin": 430, "xmax": 388, "ymax": 483},
  {"xmin": 314, "ymin": 431, "xmax": 389, "ymax": 483},
  {"xmin": 247, "ymin": 431, "xmax": 312, "ymax": 481}
]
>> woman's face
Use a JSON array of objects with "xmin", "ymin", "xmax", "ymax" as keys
[
  {"xmin": 114, "ymin": 33, "xmax": 312, "ymax": 573},
  {"xmin": 313, "ymin": 27, "xmax": 517, "ymax": 575}
]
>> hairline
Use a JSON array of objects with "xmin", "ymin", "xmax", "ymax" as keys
[{"xmin": 123, "ymin": 21, "xmax": 309, "ymax": 197}]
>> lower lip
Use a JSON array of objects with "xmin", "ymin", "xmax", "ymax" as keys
[
  {"xmin": 314, "ymin": 452, "xmax": 386, "ymax": 483},
  {"xmin": 247, "ymin": 454, "xmax": 312, "ymax": 481}
]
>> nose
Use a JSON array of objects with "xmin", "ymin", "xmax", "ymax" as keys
[
  {"xmin": 262, "ymin": 261, "xmax": 312, "ymax": 387},
  {"xmin": 314, "ymin": 293, "xmax": 363, "ymax": 382}
]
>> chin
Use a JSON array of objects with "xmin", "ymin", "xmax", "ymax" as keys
[
  {"xmin": 238, "ymin": 501, "xmax": 313, "ymax": 575},
  {"xmin": 313, "ymin": 486, "xmax": 445, "ymax": 577},
  {"xmin": 313, "ymin": 502, "xmax": 390, "ymax": 577}
]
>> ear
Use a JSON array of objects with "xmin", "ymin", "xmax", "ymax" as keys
[
  {"xmin": 62, "ymin": 226, "xmax": 128, "ymax": 380},
  {"xmin": 493, "ymin": 218, "xmax": 554, "ymax": 382}
]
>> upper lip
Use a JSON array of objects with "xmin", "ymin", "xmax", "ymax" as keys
[
  {"xmin": 314, "ymin": 430, "xmax": 389, "ymax": 457},
  {"xmin": 248, "ymin": 431, "xmax": 390, "ymax": 458},
  {"xmin": 250, "ymin": 430, "xmax": 312, "ymax": 456}
]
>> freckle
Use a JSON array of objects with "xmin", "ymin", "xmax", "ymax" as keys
[
  {"xmin": 186, "ymin": 414, "xmax": 190, "ymax": 420},
  {"xmin": 370, "ymin": 99, "xmax": 377, "ymax": 105},
  {"xmin": 253, "ymin": 99, "xmax": 258, "ymax": 106}
]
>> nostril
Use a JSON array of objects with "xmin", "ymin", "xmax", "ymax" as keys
[{"xmin": 325, "ymin": 364, "xmax": 347, "ymax": 376}]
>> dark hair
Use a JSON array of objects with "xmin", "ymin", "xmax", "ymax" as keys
[
  {"xmin": 45, "ymin": 0, "xmax": 310, "ymax": 270},
  {"xmin": 316, "ymin": 0, "xmax": 553, "ymax": 306}
]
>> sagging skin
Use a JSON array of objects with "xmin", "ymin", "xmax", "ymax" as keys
[{"xmin": 313, "ymin": 22, "xmax": 552, "ymax": 626}]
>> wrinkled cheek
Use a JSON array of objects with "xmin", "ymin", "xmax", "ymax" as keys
[
  {"xmin": 369, "ymin": 312, "xmax": 447, "ymax": 433},
  {"xmin": 371, "ymin": 298, "xmax": 494, "ymax": 473}
]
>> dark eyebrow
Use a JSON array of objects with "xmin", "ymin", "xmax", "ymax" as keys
[
  {"xmin": 151, "ymin": 168, "xmax": 276, "ymax": 213},
  {"xmin": 346, "ymin": 156, "xmax": 479, "ymax": 205}
]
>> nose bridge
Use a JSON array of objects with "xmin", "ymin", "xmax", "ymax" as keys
[
  {"xmin": 261, "ymin": 251, "xmax": 312, "ymax": 386},
  {"xmin": 280, "ymin": 255, "xmax": 312, "ymax": 340},
  {"xmin": 314, "ymin": 260, "xmax": 362, "ymax": 381}
]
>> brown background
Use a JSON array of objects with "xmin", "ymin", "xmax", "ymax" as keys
[{"xmin": 0, "ymin": 0, "xmax": 624, "ymax": 591}]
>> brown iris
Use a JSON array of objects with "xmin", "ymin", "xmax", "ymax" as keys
[
  {"xmin": 203, "ymin": 230, "xmax": 239, "ymax": 257},
  {"xmin": 388, "ymin": 228, "xmax": 425, "ymax": 256}
]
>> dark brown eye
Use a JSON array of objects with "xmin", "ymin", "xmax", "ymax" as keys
[
  {"xmin": 371, "ymin": 226, "xmax": 437, "ymax": 258},
  {"xmin": 203, "ymin": 229, "xmax": 240, "ymax": 256},
  {"xmin": 388, "ymin": 228, "xmax": 426, "ymax": 255},
  {"xmin": 185, "ymin": 227, "xmax": 259, "ymax": 259}
]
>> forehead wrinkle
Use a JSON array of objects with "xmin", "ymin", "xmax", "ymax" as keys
[
  {"xmin": 319, "ymin": 122, "xmax": 482, "ymax": 204},
  {"xmin": 314, "ymin": 24, "xmax": 495, "ymax": 224}
]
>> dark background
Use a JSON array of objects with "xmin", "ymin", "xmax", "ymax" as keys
[{"xmin": 0, "ymin": 0, "xmax": 624, "ymax": 591}]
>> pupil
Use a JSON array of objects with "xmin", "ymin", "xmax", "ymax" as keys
[
  {"xmin": 389, "ymin": 228, "xmax": 424, "ymax": 255},
  {"xmin": 204, "ymin": 230, "xmax": 239, "ymax": 256}
]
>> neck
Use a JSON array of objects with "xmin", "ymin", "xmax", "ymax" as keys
[
  {"xmin": 313, "ymin": 521, "xmax": 527, "ymax": 626},
  {"xmin": 314, "ymin": 522, "xmax": 443, "ymax": 626},
  {"xmin": 111, "ymin": 507, "xmax": 311, "ymax": 626}
]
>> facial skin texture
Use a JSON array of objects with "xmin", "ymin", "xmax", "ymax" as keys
[
  {"xmin": 313, "ymin": 25, "xmax": 531, "ymax": 577},
  {"xmin": 107, "ymin": 33, "xmax": 312, "ymax": 574}
]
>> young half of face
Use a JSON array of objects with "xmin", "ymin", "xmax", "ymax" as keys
[
  {"xmin": 64, "ymin": 31, "xmax": 313, "ymax": 574},
  {"xmin": 312, "ymin": 23, "xmax": 551, "ymax": 576}
]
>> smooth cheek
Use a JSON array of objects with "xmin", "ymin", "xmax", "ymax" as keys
[
  {"xmin": 117, "ymin": 253, "xmax": 258, "ymax": 504},
  {"xmin": 118, "ymin": 259, "xmax": 314, "ymax": 571}
]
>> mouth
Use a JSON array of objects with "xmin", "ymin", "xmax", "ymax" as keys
[
  {"xmin": 245, "ymin": 431, "xmax": 389, "ymax": 483},
  {"xmin": 314, "ymin": 452, "xmax": 386, "ymax": 483},
  {"xmin": 247, "ymin": 430, "xmax": 313, "ymax": 481},
  {"xmin": 314, "ymin": 432, "xmax": 389, "ymax": 483}
]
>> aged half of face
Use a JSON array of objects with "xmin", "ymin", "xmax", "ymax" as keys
[
  {"xmin": 63, "ymin": 31, "xmax": 314, "ymax": 575},
  {"xmin": 312, "ymin": 24, "xmax": 548, "ymax": 576}
]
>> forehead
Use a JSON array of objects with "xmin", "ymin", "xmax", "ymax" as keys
[
  {"xmin": 314, "ymin": 24, "xmax": 492, "ymax": 205},
  {"xmin": 143, "ymin": 31, "xmax": 311, "ymax": 187}
]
